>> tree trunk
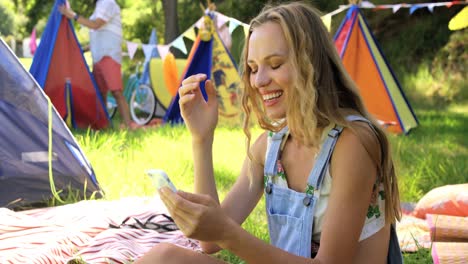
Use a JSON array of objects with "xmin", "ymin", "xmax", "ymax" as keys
[{"xmin": 162, "ymin": 0, "xmax": 179, "ymax": 44}]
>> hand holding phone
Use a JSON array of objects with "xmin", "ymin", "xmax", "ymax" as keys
[{"xmin": 146, "ymin": 169, "xmax": 177, "ymax": 192}]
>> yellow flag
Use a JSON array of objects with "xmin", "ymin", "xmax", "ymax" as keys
[
  {"xmin": 448, "ymin": 6, "xmax": 468, "ymax": 31},
  {"xmin": 183, "ymin": 28, "xmax": 196, "ymax": 41},
  {"xmin": 321, "ymin": 14, "xmax": 332, "ymax": 32}
]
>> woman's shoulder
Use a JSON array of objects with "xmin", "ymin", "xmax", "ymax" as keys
[{"xmin": 334, "ymin": 120, "xmax": 382, "ymax": 169}]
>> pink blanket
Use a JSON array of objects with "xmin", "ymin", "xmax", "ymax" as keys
[{"xmin": 0, "ymin": 197, "xmax": 200, "ymax": 264}]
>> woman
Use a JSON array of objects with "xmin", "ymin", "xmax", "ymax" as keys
[
  {"xmin": 136, "ymin": 2, "xmax": 402, "ymax": 263},
  {"xmin": 59, "ymin": 0, "xmax": 132, "ymax": 128}
]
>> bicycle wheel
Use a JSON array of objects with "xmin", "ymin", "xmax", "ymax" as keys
[
  {"xmin": 130, "ymin": 84, "xmax": 156, "ymax": 125},
  {"xmin": 106, "ymin": 92, "xmax": 117, "ymax": 119},
  {"xmin": 125, "ymin": 74, "xmax": 140, "ymax": 101}
]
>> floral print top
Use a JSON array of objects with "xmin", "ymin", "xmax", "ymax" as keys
[{"xmin": 265, "ymin": 127, "xmax": 386, "ymax": 244}]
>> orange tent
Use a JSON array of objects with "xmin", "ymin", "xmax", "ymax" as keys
[{"xmin": 334, "ymin": 6, "xmax": 418, "ymax": 134}]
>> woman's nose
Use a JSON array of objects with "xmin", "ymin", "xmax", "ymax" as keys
[{"xmin": 254, "ymin": 68, "xmax": 271, "ymax": 88}]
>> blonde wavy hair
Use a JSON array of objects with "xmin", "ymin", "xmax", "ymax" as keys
[{"xmin": 240, "ymin": 2, "xmax": 401, "ymax": 223}]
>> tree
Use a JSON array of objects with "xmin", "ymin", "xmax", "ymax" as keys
[
  {"xmin": 162, "ymin": 0, "xmax": 179, "ymax": 44},
  {"xmin": 0, "ymin": 2, "xmax": 15, "ymax": 36}
]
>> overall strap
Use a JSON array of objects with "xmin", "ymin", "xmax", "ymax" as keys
[
  {"xmin": 264, "ymin": 126, "xmax": 289, "ymax": 182},
  {"xmin": 306, "ymin": 126, "xmax": 343, "ymax": 194},
  {"xmin": 306, "ymin": 115, "xmax": 371, "ymax": 195},
  {"xmin": 346, "ymin": 114, "xmax": 370, "ymax": 124}
]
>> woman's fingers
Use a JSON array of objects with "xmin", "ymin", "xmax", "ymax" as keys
[
  {"xmin": 204, "ymin": 80, "xmax": 218, "ymax": 107},
  {"xmin": 178, "ymin": 82, "xmax": 199, "ymax": 97},
  {"xmin": 181, "ymin": 74, "xmax": 207, "ymax": 86},
  {"xmin": 159, "ymin": 188, "xmax": 200, "ymax": 216},
  {"xmin": 178, "ymin": 190, "xmax": 213, "ymax": 206},
  {"xmin": 158, "ymin": 188, "xmax": 205, "ymax": 236},
  {"xmin": 178, "ymin": 93, "xmax": 195, "ymax": 106},
  {"xmin": 178, "ymin": 74, "xmax": 209, "ymax": 97},
  {"xmin": 167, "ymin": 209, "xmax": 192, "ymax": 234}
]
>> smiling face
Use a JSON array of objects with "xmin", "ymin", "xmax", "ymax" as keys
[{"xmin": 247, "ymin": 22, "xmax": 294, "ymax": 121}]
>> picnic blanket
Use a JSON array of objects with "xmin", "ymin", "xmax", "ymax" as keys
[
  {"xmin": 397, "ymin": 202, "xmax": 468, "ymax": 264},
  {"xmin": 0, "ymin": 196, "xmax": 201, "ymax": 264},
  {"xmin": 2, "ymin": 196, "xmax": 466, "ymax": 263}
]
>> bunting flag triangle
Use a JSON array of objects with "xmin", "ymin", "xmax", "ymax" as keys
[
  {"xmin": 392, "ymin": 5, "xmax": 401, "ymax": 13},
  {"xmin": 183, "ymin": 28, "xmax": 196, "ymax": 41},
  {"xmin": 229, "ymin": 19, "xmax": 240, "ymax": 34},
  {"xmin": 410, "ymin": 5, "xmax": 422, "ymax": 15},
  {"xmin": 243, "ymin": 25, "xmax": 249, "ymax": 37},
  {"xmin": 428, "ymin": 4, "xmax": 435, "ymax": 13},
  {"xmin": 157, "ymin": 45, "xmax": 170, "ymax": 59},
  {"xmin": 321, "ymin": 14, "xmax": 332, "ymax": 32},
  {"xmin": 148, "ymin": 28, "xmax": 160, "ymax": 58},
  {"xmin": 142, "ymin": 44, "xmax": 156, "ymax": 62},
  {"xmin": 172, "ymin": 36, "xmax": 187, "ymax": 55},
  {"xmin": 215, "ymin": 12, "xmax": 229, "ymax": 29},
  {"xmin": 126, "ymin": 41, "xmax": 138, "ymax": 60}
]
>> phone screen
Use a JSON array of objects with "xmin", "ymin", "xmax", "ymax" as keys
[{"xmin": 146, "ymin": 169, "xmax": 177, "ymax": 192}]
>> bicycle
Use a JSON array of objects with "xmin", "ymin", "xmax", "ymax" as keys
[
  {"xmin": 128, "ymin": 58, "xmax": 162, "ymax": 126},
  {"xmin": 107, "ymin": 59, "xmax": 159, "ymax": 126}
]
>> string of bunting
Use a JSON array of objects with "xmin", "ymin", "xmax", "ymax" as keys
[
  {"xmin": 126, "ymin": 1, "xmax": 467, "ymax": 61},
  {"xmin": 321, "ymin": 0, "xmax": 468, "ymax": 30},
  {"xmin": 125, "ymin": 11, "xmax": 249, "ymax": 61}
]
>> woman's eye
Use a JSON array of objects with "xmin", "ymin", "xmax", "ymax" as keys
[
  {"xmin": 271, "ymin": 64, "xmax": 281, "ymax": 70},
  {"xmin": 250, "ymin": 68, "xmax": 258, "ymax": 74}
]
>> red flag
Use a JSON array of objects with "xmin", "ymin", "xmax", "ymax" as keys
[{"xmin": 29, "ymin": 28, "xmax": 37, "ymax": 56}]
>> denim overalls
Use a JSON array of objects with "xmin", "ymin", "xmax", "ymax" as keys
[{"xmin": 264, "ymin": 115, "xmax": 403, "ymax": 263}]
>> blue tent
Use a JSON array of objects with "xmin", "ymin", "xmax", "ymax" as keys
[
  {"xmin": 163, "ymin": 13, "xmax": 242, "ymax": 125},
  {"xmin": 0, "ymin": 38, "xmax": 102, "ymax": 209},
  {"xmin": 30, "ymin": 0, "xmax": 110, "ymax": 130},
  {"xmin": 163, "ymin": 36, "xmax": 212, "ymax": 124}
]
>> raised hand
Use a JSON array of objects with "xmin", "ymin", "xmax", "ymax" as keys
[{"xmin": 178, "ymin": 74, "xmax": 218, "ymax": 142}]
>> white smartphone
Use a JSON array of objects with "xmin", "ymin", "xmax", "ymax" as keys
[{"xmin": 146, "ymin": 169, "xmax": 177, "ymax": 192}]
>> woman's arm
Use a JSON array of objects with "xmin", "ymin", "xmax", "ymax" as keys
[
  {"xmin": 315, "ymin": 124, "xmax": 381, "ymax": 263},
  {"xmin": 200, "ymin": 132, "xmax": 267, "ymax": 253},
  {"xmin": 58, "ymin": 4, "xmax": 106, "ymax": 30},
  {"xmin": 177, "ymin": 74, "xmax": 267, "ymax": 253}
]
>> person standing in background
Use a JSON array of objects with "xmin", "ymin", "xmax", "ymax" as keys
[{"xmin": 59, "ymin": 0, "xmax": 133, "ymax": 129}]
